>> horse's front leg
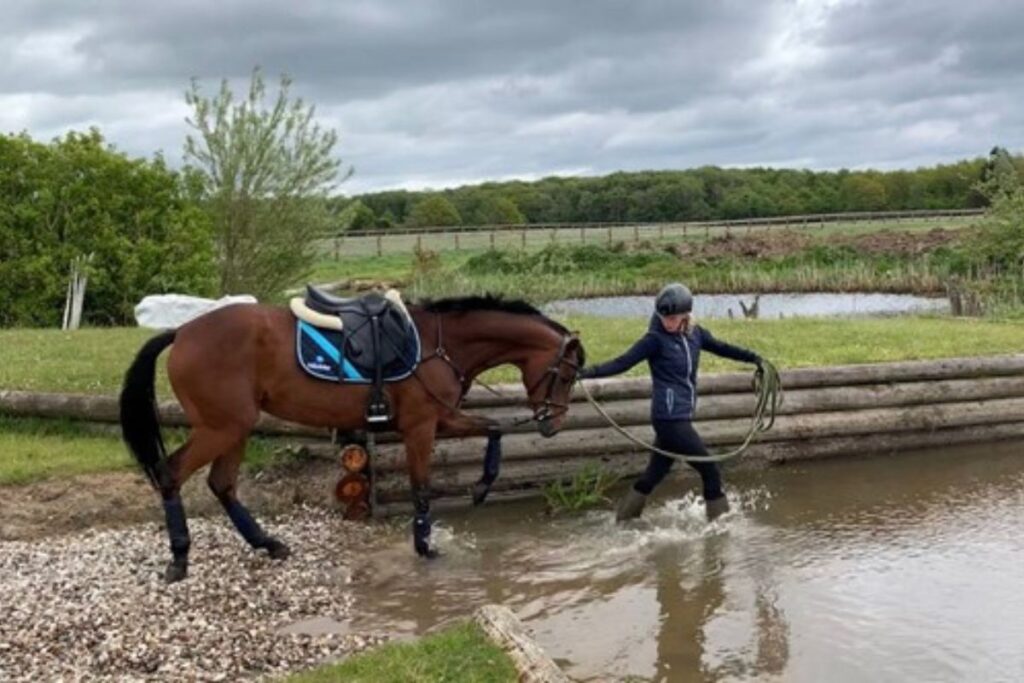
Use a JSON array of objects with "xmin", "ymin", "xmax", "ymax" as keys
[
  {"xmin": 438, "ymin": 412, "xmax": 502, "ymax": 506},
  {"xmin": 402, "ymin": 421, "xmax": 440, "ymax": 558}
]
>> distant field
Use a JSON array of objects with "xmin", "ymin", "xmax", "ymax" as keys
[{"xmin": 313, "ymin": 213, "xmax": 980, "ymax": 258}]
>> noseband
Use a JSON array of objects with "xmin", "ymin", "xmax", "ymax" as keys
[{"xmin": 524, "ymin": 333, "xmax": 580, "ymax": 423}]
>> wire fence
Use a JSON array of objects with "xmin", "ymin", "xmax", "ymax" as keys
[{"xmin": 314, "ymin": 209, "xmax": 985, "ymax": 258}]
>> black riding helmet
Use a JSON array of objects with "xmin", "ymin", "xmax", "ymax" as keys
[{"xmin": 655, "ymin": 283, "xmax": 693, "ymax": 316}]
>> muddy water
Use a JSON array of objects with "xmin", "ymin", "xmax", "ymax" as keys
[
  {"xmin": 543, "ymin": 293, "xmax": 949, "ymax": 320},
  {"xmin": 349, "ymin": 442, "xmax": 1024, "ymax": 682}
]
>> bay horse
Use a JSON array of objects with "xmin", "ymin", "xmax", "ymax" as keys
[{"xmin": 120, "ymin": 295, "xmax": 584, "ymax": 582}]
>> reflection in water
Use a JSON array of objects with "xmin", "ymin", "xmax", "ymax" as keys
[
  {"xmin": 349, "ymin": 442, "xmax": 1024, "ymax": 682},
  {"xmin": 543, "ymin": 293, "xmax": 949, "ymax": 320}
]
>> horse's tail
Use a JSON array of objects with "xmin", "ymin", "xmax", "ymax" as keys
[{"xmin": 120, "ymin": 330, "xmax": 177, "ymax": 490}]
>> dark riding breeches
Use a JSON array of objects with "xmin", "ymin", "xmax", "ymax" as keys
[{"xmin": 633, "ymin": 419, "xmax": 723, "ymax": 501}]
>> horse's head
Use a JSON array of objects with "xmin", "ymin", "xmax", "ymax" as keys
[{"xmin": 522, "ymin": 332, "xmax": 585, "ymax": 438}]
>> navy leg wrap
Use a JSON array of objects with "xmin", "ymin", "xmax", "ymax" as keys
[
  {"xmin": 162, "ymin": 496, "xmax": 191, "ymax": 559},
  {"xmin": 481, "ymin": 430, "xmax": 502, "ymax": 486},
  {"xmin": 223, "ymin": 499, "xmax": 270, "ymax": 548},
  {"xmin": 412, "ymin": 489, "xmax": 434, "ymax": 556},
  {"xmin": 473, "ymin": 429, "xmax": 503, "ymax": 506}
]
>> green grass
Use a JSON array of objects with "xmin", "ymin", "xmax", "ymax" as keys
[
  {"xmin": 542, "ymin": 462, "xmax": 620, "ymax": 514},
  {"xmin": 312, "ymin": 216, "xmax": 978, "ymax": 258},
  {"xmin": 283, "ymin": 622, "xmax": 517, "ymax": 683},
  {"xmin": 0, "ymin": 416, "xmax": 283, "ymax": 485},
  {"xmin": 0, "ymin": 416, "xmax": 136, "ymax": 485},
  {"xmin": 308, "ymin": 232, "xmax": 981, "ymax": 305},
  {"xmin": 306, "ymin": 252, "xmax": 422, "ymax": 287},
  {"xmin": 556, "ymin": 315, "xmax": 1024, "ymax": 380},
  {"xmin": 0, "ymin": 327, "xmax": 163, "ymax": 395},
  {"xmin": 307, "ymin": 219, "xmax": 979, "ymax": 301},
  {"xmin": 1, "ymin": 317, "xmax": 1023, "ymax": 394},
  {"xmin": 1, "ymin": 316, "xmax": 1021, "ymax": 483}
]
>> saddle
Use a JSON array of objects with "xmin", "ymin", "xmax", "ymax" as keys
[{"xmin": 290, "ymin": 286, "xmax": 420, "ymax": 426}]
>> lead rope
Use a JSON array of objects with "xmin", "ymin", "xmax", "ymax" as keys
[{"xmin": 576, "ymin": 359, "xmax": 784, "ymax": 463}]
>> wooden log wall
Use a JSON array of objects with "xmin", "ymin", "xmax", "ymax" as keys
[
  {"xmin": 366, "ymin": 354, "xmax": 1024, "ymax": 511},
  {"xmin": 3, "ymin": 355, "xmax": 1024, "ymax": 516}
]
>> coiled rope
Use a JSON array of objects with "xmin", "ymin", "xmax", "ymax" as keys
[{"xmin": 575, "ymin": 359, "xmax": 784, "ymax": 463}]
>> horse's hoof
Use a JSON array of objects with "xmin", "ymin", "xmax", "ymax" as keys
[
  {"xmin": 263, "ymin": 538, "xmax": 291, "ymax": 560},
  {"xmin": 471, "ymin": 482, "xmax": 490, "ymax": 506},
  {"xmin": 164, "ymin": 560, "xmax": 188, "ymax": 583}
]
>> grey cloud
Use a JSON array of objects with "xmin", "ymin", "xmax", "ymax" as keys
[{"xmin": 2, "ymin": 0, "xmax": 1023, "ymax": 192}]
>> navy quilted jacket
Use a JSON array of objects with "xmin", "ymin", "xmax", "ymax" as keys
[{"xmin": 584, "ymin": 315, "xmax": 760, "ymax": 420}]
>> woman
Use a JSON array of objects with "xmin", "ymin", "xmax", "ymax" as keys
[{"xmin": 578, "ymin": 283, "xmax": 762, "ymax": 522}]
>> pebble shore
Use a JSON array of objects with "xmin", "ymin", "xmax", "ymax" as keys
[{"xmin": 0, "ymin": 507, "xmax": 388, "ymax": 682}]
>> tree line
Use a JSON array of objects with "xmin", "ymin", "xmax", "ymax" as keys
[{"xmin": 342, "ymin": 151, "xmax": 1022, "ymax": 229}]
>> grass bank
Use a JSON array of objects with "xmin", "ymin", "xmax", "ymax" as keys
[
  {"xmin": 2, "ymin": 317, "xmax": 1023, "ymax": 396},
  {"xmin": 0, "ymin": 415, "xmax": 282, "ymax": 486},
  {"xmin": 283, "ymin": 621, "xmax": 517, "ymax": 683},
  {"xmin": 309, "ymin": 225, "xmax": 984, "ymax": 304},
  {"xmin": 2, "ymin": 316, "xmax": 1022, "ymax": 484}
]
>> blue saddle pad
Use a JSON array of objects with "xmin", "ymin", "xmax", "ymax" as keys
[{"xmin": 296, "ymin": 319, "xmax": 421, "ymax": 383}]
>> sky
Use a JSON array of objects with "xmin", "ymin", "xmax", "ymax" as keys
[{"xmin": 3, "ymin": 0, "xmax": 1023, "ymax": 194}]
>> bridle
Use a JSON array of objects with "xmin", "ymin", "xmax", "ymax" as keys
[
  {"xmin": 519, "ymin": 332, "xmax": 581, "ymax": 423},
  {"xmin": 416, "ymin": 313, "xmax": 580, "ymax": 424}
]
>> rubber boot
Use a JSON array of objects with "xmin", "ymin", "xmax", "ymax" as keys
[
  {"xmin": 616, "ymin": 488, "xmax": 647, "ymax": 522},
  {"xmin": 705, "ymin": 495, "xmax": 730, "ymax": 522}
]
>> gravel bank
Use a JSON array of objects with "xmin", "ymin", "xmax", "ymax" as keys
[{"xmin": 0, "ymin": 507, "xmax": 388, "ymax": 681}]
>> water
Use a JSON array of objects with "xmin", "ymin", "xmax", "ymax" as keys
[
  {"xmin": 348, "ymin": 442, "xmax": 1024, "ymax": 682},
  {"xmin": 543, "ymin": 293, "xmax": 950, "ymax": 320}
]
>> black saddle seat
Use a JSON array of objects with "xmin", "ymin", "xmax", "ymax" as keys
[
  {"xmin": 301, "ymin": 286, "xmax": 418, "ymax": 426},
  {"xmin": 305, "ymin": 285, "xmax": 390, "ymax": 317},
  {"xmin": 304, "ymin": 285, "xmax": 413, "ymax": 368}
]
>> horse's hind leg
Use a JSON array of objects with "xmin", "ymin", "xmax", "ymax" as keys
[
  {"xmin": 160, "ymin": 425, "xmax": 249, "ymax": 582},
  {"xmin": 207, "ymin": 442, "xmax": 290, "ymax": 560}
]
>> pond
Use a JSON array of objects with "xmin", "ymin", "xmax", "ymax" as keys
[
  {"xmin": 543, "ymin": 293, "xmax": 950, "ymax": 320},
  {"xmin": 348, "ymin": 441, "xmax": 1024, "ymax": 682}
]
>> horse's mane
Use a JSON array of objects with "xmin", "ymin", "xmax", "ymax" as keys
[{"xmin": 417, "ymin": 294, "xmax": 571, "ymax": 336}]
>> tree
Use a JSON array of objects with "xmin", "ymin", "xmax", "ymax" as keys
[
  {"xmin": 981, "ymin": 146, "xmax": 1020, "ymax": 199},
  {"xmin": 0, "ymin": 130, "xmax": 216, "ymax": 327},
  {"xmin": 184, "ymin": 68, "xmax": 346, "ymax": 300},
  {"xmin": 471, "ymin": 195, "xmax": 526, "ymax": 225},
  {"xmin": 405, "ymin": 195, "xmax": 462, "ymax": 227},
  {"xmin": 840, "ymin": 174, "xmax": 888, "ymax": 211},
  {"xmin": 334, "ymin": 199, "xmax": 378, "ymax": 232}
]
